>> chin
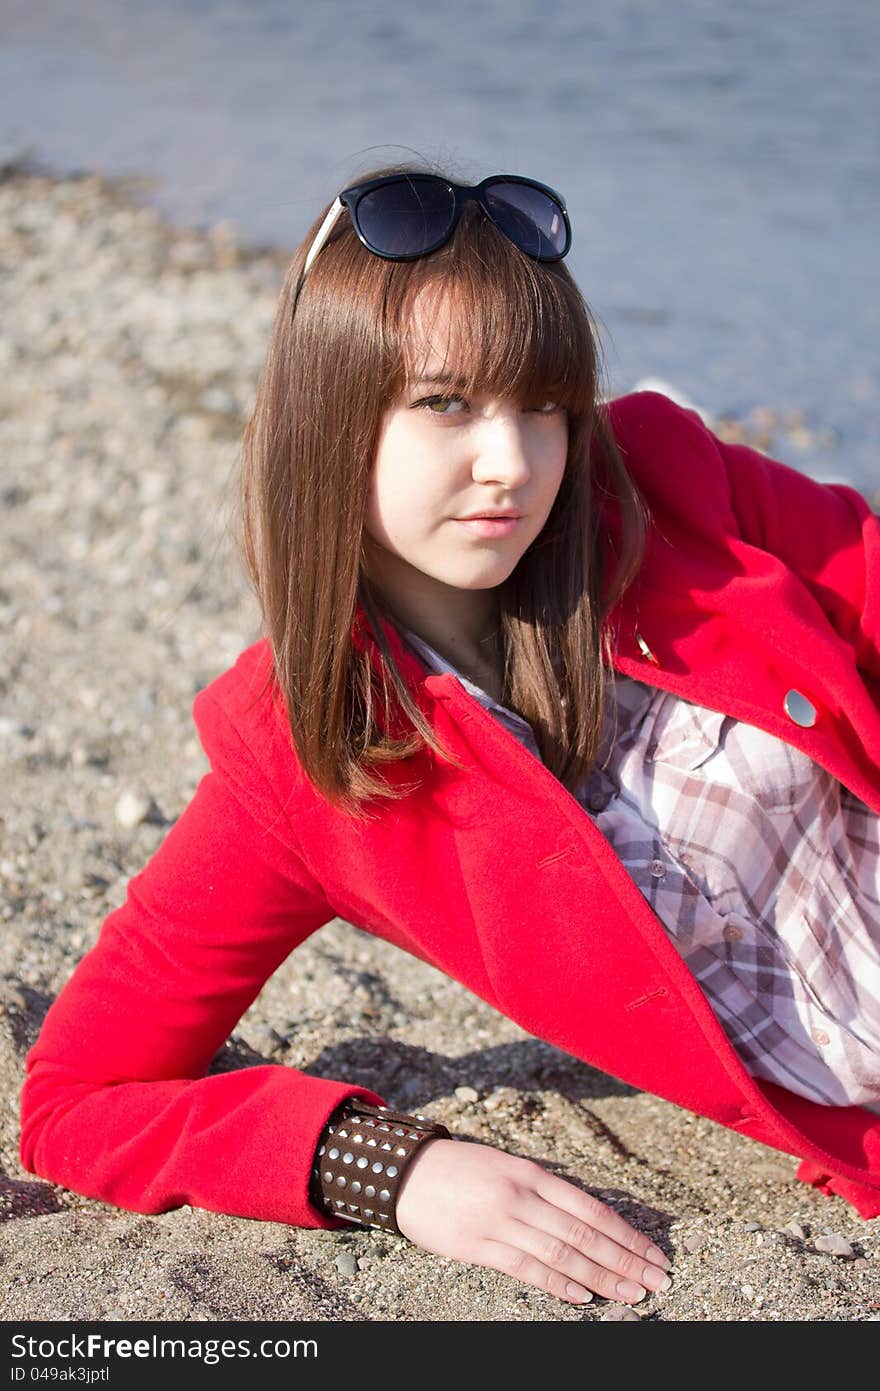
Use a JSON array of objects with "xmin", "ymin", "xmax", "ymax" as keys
[{"xmin": 450, "ymin": 565, "xmax": 518, "ymax": 589}]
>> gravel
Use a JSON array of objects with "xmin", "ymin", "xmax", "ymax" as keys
[{"xmin": 1, "ymin": 158, "xmax": 878, "ymax": 1324}]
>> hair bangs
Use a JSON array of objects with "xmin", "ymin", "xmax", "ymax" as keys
[{"xmin": 380, "ymin": 206, "xmax": 598, "ymax": 416}]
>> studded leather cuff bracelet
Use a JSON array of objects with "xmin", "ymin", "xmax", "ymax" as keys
[{"xmin": 309, "ymin": 1099, "xmax": 452, "ymax": 1237}]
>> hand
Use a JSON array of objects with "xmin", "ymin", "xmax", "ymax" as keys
[{"xmin": 395, "ymin": 1138, "xmax": 672, "ymax": 1306}]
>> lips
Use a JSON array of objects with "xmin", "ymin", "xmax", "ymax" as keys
[
  {"xmin": 455, "ymin": 516, "xmax": 522, "ymax": 538},
  {"xmin": 457, "ymin": 512, "xmax": 523, "ymax": 521}
]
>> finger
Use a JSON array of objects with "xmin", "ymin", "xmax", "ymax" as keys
[
  {"xmin": 476, "ymin": 1236, "xmax": 596, "ymax": 1306},
  {"xmin": 502, "ymin": 1212, "xmax": 671, "ymax": 1305},
  {"xmin": 533, "ymin": 1172, "xmax": 671, "ymax": 1271}
]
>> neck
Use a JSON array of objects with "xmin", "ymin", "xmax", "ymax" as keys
[{"xmin": 361, "ymin": 547, "xmax": 502, "ymax": 684}]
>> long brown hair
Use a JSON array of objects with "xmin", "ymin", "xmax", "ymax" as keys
[{"xmin": 239, "ymin": 163, "xmax": 649, "ymax": 820}]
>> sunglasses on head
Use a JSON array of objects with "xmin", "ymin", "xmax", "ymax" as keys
[{"xmin": 302, "ymin": 172, "xmax": 571, "ymax": 278}]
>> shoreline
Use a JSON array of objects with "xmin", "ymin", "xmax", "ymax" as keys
[{"xmin": 1, "ymin": 160, "xmax": 878, "ymax": 1323}]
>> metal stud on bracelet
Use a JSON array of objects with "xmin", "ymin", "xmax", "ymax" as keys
[{"xmin": 309, "ymin": 1099, "xmax": 452, "ymax": 1237}]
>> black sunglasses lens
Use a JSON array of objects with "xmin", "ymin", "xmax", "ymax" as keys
[
  {"xmin": 483, "ymin": 181, "xmax": 568, "ymax": 259},
  {"xmin": 355, "ymin": 178, "xmax": 457, "ymax": 258}
]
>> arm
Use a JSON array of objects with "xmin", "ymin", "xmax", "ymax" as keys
[
  {"xmin": 609, "ymin": 391, "xmax": 880, "ymax": 684},
  {"xmin": 19, "ymin": 764, "xmax": 386, "ymax": 1228},
  {"xmin": 711, "ymin": 428, "xmax": 878, "ymax": 678},
  {"xmin": 21, "ymin": 664, "xmax": 674, "ymax": 1303},
  {"xmin": 687, "ymin": 401, "xmax": 880, "ymax": 683}
]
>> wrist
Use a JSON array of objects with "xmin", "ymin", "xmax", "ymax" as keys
[
  {"xmin": 309, "ymin": 1099, "xmax": 452, "ymax": 1237},
  {"xmin": 393, "ymin": 1133, "xmax": 453, "ymax": 1235}
]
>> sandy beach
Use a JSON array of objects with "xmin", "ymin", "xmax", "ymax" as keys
[{"xmin": 1, "ymin": 161, "xmax": 878, "ymax": 1324}]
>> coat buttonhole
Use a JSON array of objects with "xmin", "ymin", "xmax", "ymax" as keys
[
  {"xmin": 535, "ymin": 846, "xmax": 574, "ymax": 869},
  {"xmin": 624, "ymin": 986, "xmax": 669, "ymax": 1012}
]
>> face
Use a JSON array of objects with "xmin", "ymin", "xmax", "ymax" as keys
[{"xmin": 362, "ymin": 291, "xmax": 569, "ymax": 647}]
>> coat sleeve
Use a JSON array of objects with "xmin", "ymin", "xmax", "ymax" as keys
[
  {"xmin": 18, "ymin": 694, "xmax": 387, "ymax": 1229},
  {"xmin": 680, "ymin": 399, "xmax": 880, "ymax": 684}
]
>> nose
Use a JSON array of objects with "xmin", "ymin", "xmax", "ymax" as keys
[{"xmin": 472, "ymin": 410, "xmax": 533, "ymax": 484}]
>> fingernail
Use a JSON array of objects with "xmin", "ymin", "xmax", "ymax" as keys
[
  {"xmin": 642, "ymin": 1266, "xmax": 672, "ymax": 1292},
  {"xmin": 565, "ymin": 1281, "xmax": 592, "ymax": 1303},
  {"xmin": 647, "ymin": 1244, "xmax": 671, "ymax": 1269},
  {"xmin": 616, "ymin": 1279, "xmax": 646, "ymax": 1302}
]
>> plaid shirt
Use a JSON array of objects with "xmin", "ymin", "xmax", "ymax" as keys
[{"xmin": 401, "ymin": 627, "xmax": 880, "ymax": 1114}]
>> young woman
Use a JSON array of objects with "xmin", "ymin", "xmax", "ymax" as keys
[{"xmin": 19, "ymin": 165, "xmax": 880, "ymax": 1311}]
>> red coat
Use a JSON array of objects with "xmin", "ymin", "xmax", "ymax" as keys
[{"xmin": 19, "ymin": 391, "xmax": 880, "ymax": 1226}]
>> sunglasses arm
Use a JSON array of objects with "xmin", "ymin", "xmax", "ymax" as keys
[{"xmin": 303, "ymin": 196, "xmax": 344, "ymax": 277}]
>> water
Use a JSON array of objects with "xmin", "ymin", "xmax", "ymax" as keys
[{"xmin": 2, "ymin": 0, "xmax": 877, "ymax": 490}]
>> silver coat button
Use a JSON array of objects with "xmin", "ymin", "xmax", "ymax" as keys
[{"xmin": 784, "ymin": 689, "xmax": 817, "ymax": 728}]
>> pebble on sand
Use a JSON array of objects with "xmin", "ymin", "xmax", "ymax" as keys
[
  {"xmin": 601, "ymin": 1303, "xmax": 641, "ymax": 1320},
  {"xmin": 114, "ymin": 790, "xmax": 154, "ymax": 828},
  {"xmin": 813, "ymin": 1234, "xmax": 855, "ymax": 1259}
]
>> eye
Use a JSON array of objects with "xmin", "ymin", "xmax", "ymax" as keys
[
  {"xmin": 529, "ymin": 401, "xmax": 562, "ymax": 414},
  {"xmin": 413, "ymin": 395, "xmax": 467, "ymax": 415}
]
